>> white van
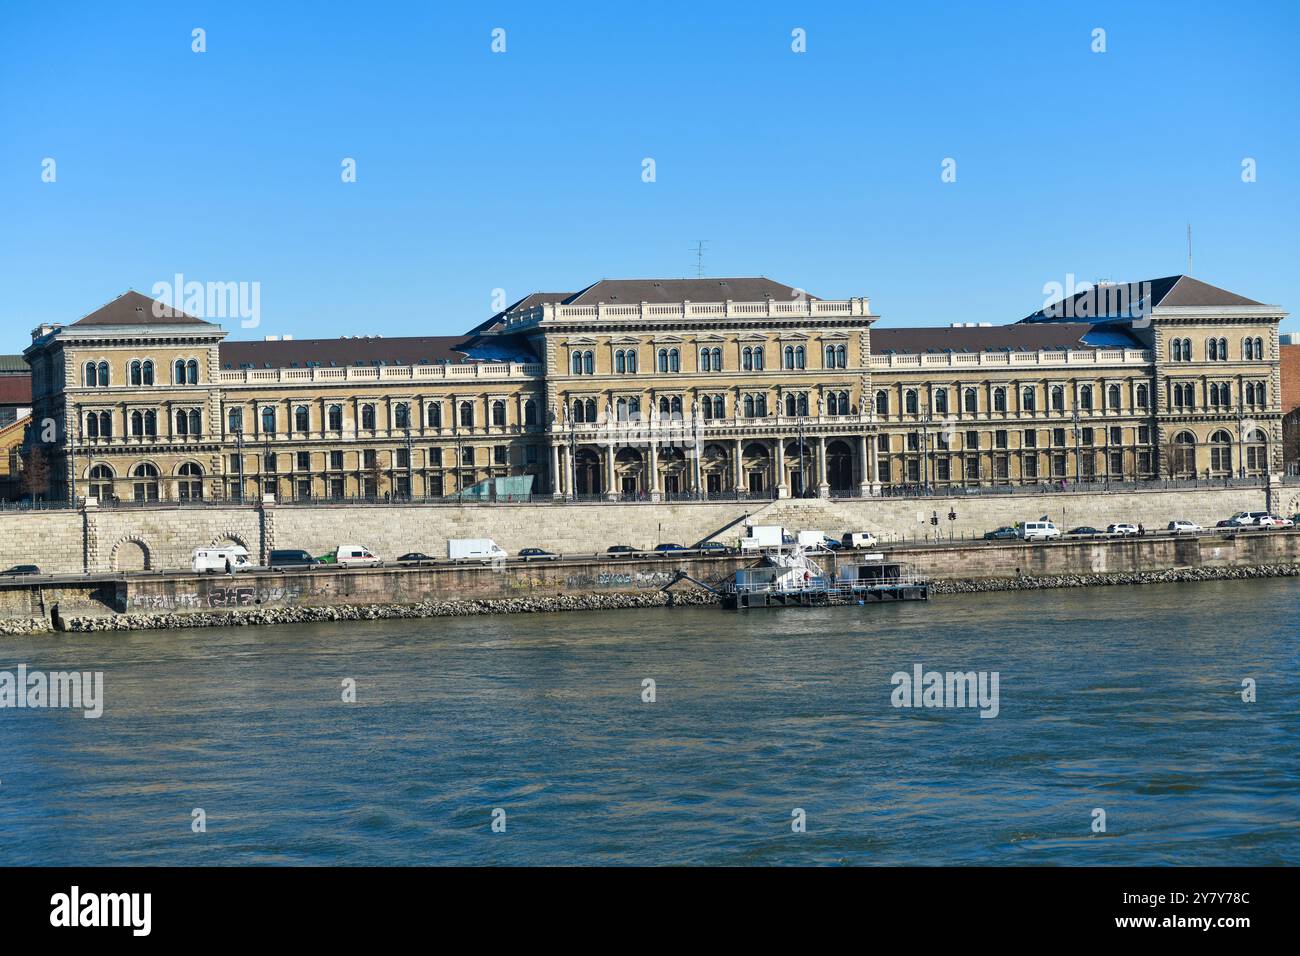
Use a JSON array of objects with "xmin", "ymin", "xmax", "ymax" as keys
[
  {"xmin": 192, "ymin": 546, "xmax": 252, "ymax": 573},
  {"xmin": 841, "ymin": 531, "xmax": 878, "ymax": 549},
  {"xmin": 334, "ymin": 545, "xmax": 381, "ymax": 567},
  {"xmin": 448, "ymin": 538, "xmax": 507, "ymax": 562},
  {"xmin": 1019, "ymin": 521, "xmax": 1061, "ymax": 541}
]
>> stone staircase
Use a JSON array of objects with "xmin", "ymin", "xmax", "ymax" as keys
[{"xmin": 745, "ymin": 497, "xmax": 862, "ymax": 535}]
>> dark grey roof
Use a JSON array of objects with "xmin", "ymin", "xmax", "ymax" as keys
[
  {"xmin": 71, "ymin": 291, "xmax": 213, "ymax": 327},
  {"xmin": 0, "ymin": 355, "xmax": 29, "ymax": 374},
  {"xmin": 564, "ymin": 277, "xmax": 815, "ymax": 306},
  {"xmin": 220, "ymin": 336, "xmax": 474, "ymax": 370},
  {"xmin": 1023, "ymin": 275, "xmax": 1263, "ymax": 323},
  {"xmin": 467, "ymin": 292, "xmax": 574, "ymax": 334},
  {"xmin": 872, "ymin": 322, "xmax": 1143, "ymax": 355}
]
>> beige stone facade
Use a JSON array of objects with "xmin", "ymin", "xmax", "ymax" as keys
[{"xmin": 19, "ymin": 275, "xmax": 1287, "ymax": 505}]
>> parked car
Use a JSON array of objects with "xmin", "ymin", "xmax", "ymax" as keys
[
  {"xmin": 269, "ymin": 548, "xmax": 319, "ymax": 568},
  {"xmin": 1261, "ymin": 515, "xmax": 1294, "ymax": 528},
  {"xmin": 697, "ymin": 541, "xmax": 730, "ymax": 554},
  {"xmin": 1, "ymin": 564, "xmax": 40, "ymax": 575},
  {"xmin": 1066, "ymin": 526, "xmax": 1103, "ymax": 537},
  {"xmin": 396, "ymin": 552, "xmax": 435, "ymax": 563},
  {"xmin": 607, "ymin": 545, "xmax": 637, "ymax": 556},
  {"xmin": 654, "ymin": 543, "xmax": 687, "ymax": 552},
  {"xmin": 983, "ymin": 526, "xmax": 1018, "ymax": 540},
  {"xmin": 1229, "ymin": 511, "xmax": 1269, "ymax": 527},
  {"xmin": 841, "ymin": 531, "xmax": 878, "ymax": 549},
  {"xmin": 1167, "ymin": 520, "xmax": 1202, "ymax": 535},
  {"xmin": 518, "ymin": 548, "xmax": 559, "ymax": 560},
  {"xmin": 821, "ymin": 536, "xmax": 844, "ymax": 551},
  {"xmin": 192, "ymin": 546, "xmax": 252, "ymax": 573},
  {"xmin": 1106, "ymin": 523, "xmax": 1139, "ymax": 536},
  {"xmin": 1215, "ymin": 519, "xmax": 1238, "ymax": 528},
  {"xmin": 1019, "ymin": 521, "xmax": 1062, "ymax": 541}
]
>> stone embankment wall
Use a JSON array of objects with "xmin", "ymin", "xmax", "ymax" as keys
[{"xmin": 0, "ymin": 482, "xmax": 1288, "ymax": 575}]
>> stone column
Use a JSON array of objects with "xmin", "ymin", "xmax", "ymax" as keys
[
  {"xmin": 605, "ymin": 442, "xmax": 617, "ymax": 500},
  {"xmin": 817, "ymin": 435, "xmax": 830, "ymax": 497},
  {"xmin": 858, "ymin": 434, "xmax": 872, "ymax": 496},
  {"xmin": 649, "ymin": 440, "xmax": 660, "ymax": 502},
  {"xmin": 776, "ymin": 438, "xmax": 789, "ymax": 498},
  {"xmin": 869, "ymin": 433, "xmax": 881, "ymax": 494},
  {"xmin": 550, "ymin": 443, "xmax": 561, "ymax": 498},
  {"xmin": 734, "ymin": 437, "xmax": 743, "ymax": 493}
]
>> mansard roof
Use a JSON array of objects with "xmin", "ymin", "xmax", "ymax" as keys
[
  {"xmin": 70, "ymin": 291, "xmax": 213, "ymax": 328},
  {"xmin": 217, "ymin": 332, "xmax": 538, "ymax": 370},
  {"xmin": 872, "ymin": 322, "xmax": 1144, "ymax": 355},
  {"xmin": 1022, "ymin": 275, "xmax": 1264, "ymax": 323}
]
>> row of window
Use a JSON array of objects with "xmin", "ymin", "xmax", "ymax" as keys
[
  {"xmin": 566, "ymin": 389, "xmax": 858, "ymax": 423},
  {"xmin": 569, "ymin": 344, "xmax": 848, "ymax": 375},
  {"xmin": 83, "ymin": 409, "xmax": 204, "ymax": 438},
  {"xmin": 226, "ymin": 399, "xmax": 540, "ymax": 434},
  {"xmin": 86, "ymin": 462, "xmax": 202, "ymax": 502},
  {"xmin": 877, "ymin": 383, "xmax": 1153, "ymax": 416},
  {"xmin": 1170, "ymin": 381, "xmax": 1269, "ymax": 408},
  {"xmin": 884, "ymin": 425, "xmax": 1265, "ymax": 454},
  {"xmin": 83, "ymin": 359, "xmax": 201, "ymax": 387},
  {"xmin": 1169, "ymin": 336, "xmax": 1266, "ymax": 362},
  {"xmin": 227, "ymin": 445, "xmax": 543, "ymax": 473}
]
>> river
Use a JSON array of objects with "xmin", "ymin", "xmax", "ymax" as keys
[{"xmin": 1, "ymin": 579, "xmax": 1296, "ymax": 865}]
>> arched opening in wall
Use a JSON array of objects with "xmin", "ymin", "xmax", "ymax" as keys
[
  {"xmin": 177, "ymin": 462, "xmax": 204, "ymax": 501},
  {"xmin": 132, "ymin": 463, "xmax": 160, "ymax": 502},
  {"xmin": 87, "ymin": 464, "xmax": 114, "ymax": 502},
  {"xmin": 1245, "ymin": 428, "xmax": 1268, "ymax": 475},
  {"xmin": 113, "ymin": 539, "xmax": 150, "ymax": 572},
  {"xmin": 826, "ymin": 440, "xmax": 854, "ymax": 491},
  {"xmin": 742, "ymin": 443, "xmax": 771, "ymax": 497},
  {"xmin": 614, "ymin": 447, "xmax": 643, "ymax": 497},
  {"xmin": 784, "ymin": 440, "xmax": 816, "ymax": 497},
  {"xmin": 575, "ymin": 448, "xmax": 602, "ymax": 496},
  {"xmin": 1168, "ymin": 432, "xmax": 1196, "ymax": 478},
  {"xmin": 658, "ymin": 447, "xmax": 687, "ymax": 496},
  {"xmin": 1208, "ymin": 430, "xmax": 1233, "ymax": 476},
  {"xmin": 700, "ymin": 444, "xmax": 730, "ymax": 496}
]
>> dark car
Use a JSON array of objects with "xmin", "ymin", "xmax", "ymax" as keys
[
  {"xmin": 654, "ymin": 543, "xmax": 687, "ymax": 552},
  {"xmin": 518, "ymin": 548, "xmax": 558, "ymax": 560},
  {"xmin": 607, "ymin": 545, "xmax": 637, "ymax": 556},
  {"xmin": 983, "ymin": 527, "xmax": 1018, "ymax": 540},
  {"xmin": 396, "ymin": 552, "xmax": 435, "ymax": 563},
  {"xmin": 1066, "ymin": 526, "xmax": 1102, "ymax": 537},
  {"xmin": 697, "ymin": 541, "xmax": 730, "ymax": 554},
  {"xmin": 1, "ymin": 564, "xmax": 40, "ymax": 575},
  {"xmin": 1215, "ymin": 519, "xmax": 1237, "ymax": 528},
  {"xmin": 268, "ymin": 549, "xmax": 317, "ymax": 568}
]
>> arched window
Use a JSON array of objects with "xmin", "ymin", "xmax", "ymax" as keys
[
  {"xmin": 583, "ymin": 351, "xmax": 594, "ymax": 375},
  {"xmin": 964, "ymin": 388, "xmax": 978, "ymax": 413},
  {"xmin": 392, "ymin": 403, "xmax": 408, "ymax": 429},
  {"xmin": 1107, "ymin": 384, "xmax": 1121, "ymax": 409},
  {"xmin": 837, "ymin": 345, "xmax": 847, "ymax": 368},
  {"xmin": 934, "ymin": 390, "xmax": 948, "ymax": 415},
  {"xmin": 627, "ymin": 350, "xmax": 637, "ymax": 373},
  {"xmin": 425, "ymin": 403, "xmax": 440, "ymax": 428},
  {"xmin": 97, "ymin": 361, "xmax": 109, "ymax": 386},
  {"xmin": 699, "ymin": 348, "xmax": 712, "ymax": 372},
  {"xmin": 86, "ymin": 411, "xmax": 99, "ymax": 438},
  {"xmin": 174, "ymin": 359, "xmax": 186, "ymax": 383},
  {"xmin": 784, "ymin": 345, "xmax": 795, "ymax": 369},
  {"xmin": 186, "ymin": 359, "xmax": 199, "ymax": 384},
  {"xmin": 571, "ymin": 352, "xmax": 583, "ymax": 374},
  {"xmin": 99, "ymin": 411, "xmax": 112, "ymax": 437},
  {"xmin": 131, "ymin": 411, "xmax": 143, "ymax": 437},
  {"xmin": 187, "ymin": 409, "xmax": 200, "ymax": 437},
  {"xmin": 657, "ymin": 349, "xmax": 669, "ymax": 373},
  {"xmin": 755, "ymin": 394, "xmax": 767, "ymax": 416},
  {"xmin": 795, "ymin": 346, "xmax": 806, "ymax": 369},
  {"xmin": 1051, "ymin": 386, "xmax": 1065, "ymax": 411},
  {"xmin": 744, "ymin": 394, "xmax": 755, "ymax": 417},
  {"xmin": 1206, "ymin": 338, "xmax": 1218, "ymax": 361},
  {"xmin": 491, "ymin": 400, "xmax": 506, "ymax": 426},
  {"xmin": 88, "ymin": 464, "xmax": 113, "ymax": 501},
  {"xmin": 176, "ymin": 410, "xmax": 188, "ymax": 436},
  {"xmin": 1171, "ymin": 431, "xmax": 1196, "ymax": 476},
  {"xmin": 132, "ymin": 463, "xmax": 159, "ymax": 502},
  {"xmin": 178, "ymin": 462, "xmax": 203, "ymax": 501},
  {"xmin": 328, "ymin": 405, "xmax": 343, "ymax": 430},
  {"xmin": 785, "ymin": 393, "xmax": 797, "ymax": 417},
  {"xmin": 144, "ymin": 410, "xmax": 156, "ymax": 436},
  {"xmin": 1136, "ymin": 383, "xmax": 1149, "ymax": 408},
  {"xmin": 742, "ymin": 347, "xmax": 753, "ymax": 371},
  {"xmin": 711, "ymin": 347, "xmax": 722, "ymax": 370},
  {"xmin": 669, "ymin": 348, "xmax": 680, "ymax": 372},
  {"xmin": 1209, "ymin": 429, "xmax": 1233, "ymax": 473},
  {"xmin": 616, "ymin": 350, "xmax": 626, "ymax": 374},
  {"xmin": 261, "ymin": 407, "xmax": 277, "ymax": 434},
  {"xmin": 142, "ymin": 360, "xmax": 154, "ymax": 385},
  {"xmin": 905, "ymin": 389, "xmax": 918, "ymax": 415},
  {"xmin": 360, "ymin": 404, "xmax": 376, "ymax": 430},
  {"xmin": 85, "ymin": 362, "xmax": 99, "ymax": 387},
  {"xmin": 1244, "ymin": 337, "xmax": 1254, "ymax": 361},
  {"xmin": 1253, "ymin": 337, "xmax": 1264, "ymax": 360},
  {"xmin": 459, "ymin": 401, "xmax": 474, "ymax": 428},
  {"xmin": 585, "ymin": 398, "xmax": 597, "ymax": 421},
  {"xmin": 130, "ymin": 360, "xmax": 143, "ymax": 386},
  {"xmin": 524, "ymin": 400, "xmax": 537, "ymax": 426},
  {"xmin": 1245, "ymin": 427, "xmax": 1268, "ymax": 473},
  {"xmin": 875, "ymin": 390, "xmax": 888, "ymax": 416},
  {"xmin": 1021, "ymin": 386, "xmax": 1035, "ymax": 411},
  {"xmin": 824, "ymin": 344, "xmax": 836, "ymax": 368},
  {"xmin": 753, "ymin": 346, "xmax": 764, "ymax": 370},
  {"xmin": 295, "ymin": 405, "xmax": 311, "ymax": 431},
  {"xmin": 1079, "ymin": 385, "xmax": 1093, "ymax": 411},
  {"xmin": 571, "ymin": 399, "xmax": 585, "ymax": 423}
]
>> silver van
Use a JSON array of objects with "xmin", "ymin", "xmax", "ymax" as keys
[{"xmin": 1018, "ymin": 521, "xmax": 1061, "ymax": 541}]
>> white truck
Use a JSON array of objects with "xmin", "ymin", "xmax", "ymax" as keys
[
  {"xmin": 448, "ymin": 538, "xmax": 508, "ymax": 562},
  {"xmin": 192, "ymin": 546, "xmax": 252, "ymax": 573},
  {"xmin": 795, "ymin": 529, "xmax": 835, "ymax": 551},
  {"xmin": 739, "ymin": 525, "xmax": 792, "ymax": 552}
]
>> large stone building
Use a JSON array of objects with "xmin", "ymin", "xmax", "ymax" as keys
[{"xmin": 18, "ymin": 274, "xmax": 1288, "ymax": 504}]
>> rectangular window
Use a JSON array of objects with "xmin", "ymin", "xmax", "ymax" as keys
[
  {"xmin": 1052, "ymin": 453, "xmax": 1066, "ymax": 477},
  {"xmin": 965, "ymin": 430, "xmax": 979, "ymax": 450},
  {"xmin": 1109, "ymin": 426, "xmax": 1122, "ymax": 445},
  {"xmin": 493, "ymin": 446, "xmax": 508, "ymax": 465},
  {"xmin": 1138, "ymin": 426, "xmax": 1151, "ymax": 444},
  {"xmin": 995, "ymin": 430, "xmax": 1008, "ymax": 450},
  {"xmin": 395, "ymin": 448, "xmax": 410, "ymax": 468},
  {"xmin": 1023, "ymin": 430, "xmax": 1037, "ymax": 449},
  {"xmin": 525, "ymin": 445, "xmax": 539, "ymax": 465},
  {"xmin": 906, "ymin": 459, "xmax": 919, "ymax": 482},
  {"xmin": 296, "ymin": 478, "xmax": 311, "ymax": 499},
  {"xmin": 877, "ymin": 460, "xmax": 890, "ymax": 482},
  {"xmin": 264, "ymin": 453, "xmax": 277, "ymax": 473},
  {"xmin": 994, "ymin": 455, "xmax": 1008, "ymax": 479},
  {"xmin": 965, "ymin": 457, "xmax": 980, "ymax": 480},
  {"xmin": 906, "ymin": 433, "xmax": 919, "ymax": 452},
  {"xmin": 229, "ymin": 454, "xmax": 241, "ymax": 472},
  {"xmin": 1053, "ymin": 428, "xmax": 1066, "ymax": 447},
  {"xmin": 1082, "ymin": 427, "xmax": 1094, "ymax": 446},
  {"xmin": 330, "ymin": 450, "xmax": 344, "ymax": 470},
  {"xmin": 877, "ymin": 434, "xmax": 890, "ymax": 452},
  {"xmin": 1138, "ymin": 451, "xmax": 1151, "ymax": 475},
  {"xmin": 329, "ymin": 478, "xmax": 345, "ymax": 499},
  {"xmin": 1023, "ymin": 454, "xmax": 1038, "ymax": 479},
  {"xmin": 296, "ymin": 451, "xmax": 310, "ymax": 471},
  {"xmin": 461, "ymin": 446, "xmax": 474, "ymax": 466},
  {"xmin": 429, "ymin": 447, "xmax": 443, "ymax": 466},
  {"xmin": 362, "ymin": 449, "xmax": 377, "ymax": 468},
  {"xmin": 1110, "ymin": 451, "xmax": 1123, "ymax": 475},
  {"xmin": 936, "ymin": 458, "xmax": 950, "ymax": 481}
]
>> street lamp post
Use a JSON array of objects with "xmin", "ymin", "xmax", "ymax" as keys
[
  {"xmin": 1071, "ymin": 409, "xmax": 1081, "ymax": 483},
  {"xmin": 69, "ymin": 403, "xmax": 80, "ymax": 506}
]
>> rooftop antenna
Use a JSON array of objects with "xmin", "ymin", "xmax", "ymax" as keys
[
  {"xmin": 692, "ymin": 239, "xmax": 708, "ymax": 278},
  {"xmin": 1186, "ymin": 224, "xmax": 1193, "ymax": 276}
]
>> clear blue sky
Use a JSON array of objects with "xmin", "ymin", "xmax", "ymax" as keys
[{"xmin": 2, "ymin": 0, "xmax": 1297, "ymax": 353}]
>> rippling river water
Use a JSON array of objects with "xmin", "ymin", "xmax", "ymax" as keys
[{"xmin": 1, "ymin": 579, "xmax": 1296, "ymax": 865}]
